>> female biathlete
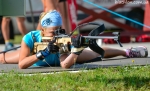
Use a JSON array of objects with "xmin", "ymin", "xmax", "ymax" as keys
[{"xmin": 0, "ymin": 10, "xmax": 148, "ymax": 69}]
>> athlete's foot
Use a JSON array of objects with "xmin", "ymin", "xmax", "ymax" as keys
[
  {"xmin": 5, "ymin": 42, "xmax": 14, "ymax": 51},
  {"xmin": 124, "ymin": 46, "xmax": 148, "ymax": 58}
]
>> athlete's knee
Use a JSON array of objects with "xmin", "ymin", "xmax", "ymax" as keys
[
  {"xmin": 17, "ymin": 17, "xmax": 25, "ymax": 22},
  {"xmin": 2, "ymin": 17, "xmax": 11, "ymax": 23}
]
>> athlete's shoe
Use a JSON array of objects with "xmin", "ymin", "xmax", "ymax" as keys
[
  {"xmin": 125, "ymin": 46, "xmax": 148, "ymax": 58},
  {"xmin": 5, "ymin": 42, "xmax": 14, "ymax": 51}
]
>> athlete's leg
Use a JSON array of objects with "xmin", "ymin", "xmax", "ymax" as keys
[
  {"xmin": 76, "ymin": 46, "xmax": 148, "ymax": 63},
  {"xmin": 58, "ymin": 1, "xmax": 71, "ymax": 34},
  {"xmin": 102, "ymin": 47, "xmax": 126, "ymax": 58},
  {"xmin": 44, "ymin": 0, "xmax": 58, "ymax": 12},
  {"xmin": 1, "ymin": 17, "xmax": 14, "ymax": 50},
  {"xmin": 1, "ymin": 17, "xmax": 11, "ymax": 43},
  {"xmin": 16, "ymin": 17, "xmax": 28, "ymax": 35},
  {"xmin": 76, "ymin": 47, "xmax": 126, "ymax": 63},
  {"xmin": 0, "ymin": 50, "xmax": 20, "ymax": 64}
]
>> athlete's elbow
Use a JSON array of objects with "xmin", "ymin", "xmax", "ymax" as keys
[
  {"xmin": 60, "ymin": 63, "xmax": 71, "ymax": 69},
  {"xmin": 61, "ymin": 65, "xmax": 70, "ymax": 69},
  {"xmin": 18, "ymin": 62, "xmax": 28, "ymax": 69}
]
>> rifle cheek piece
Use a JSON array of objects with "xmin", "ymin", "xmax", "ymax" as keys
[{"xmin": 36, "ymin": 51, "xmax": 44, "ymax": 60}]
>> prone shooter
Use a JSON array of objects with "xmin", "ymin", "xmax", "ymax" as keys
[
  {"xmin": 33, "ymin": 22, "xmax": 123, "ymax": 62},
  {"xmin": 0, "ymin": 22, "xmax": 122, "ymax": 62}
]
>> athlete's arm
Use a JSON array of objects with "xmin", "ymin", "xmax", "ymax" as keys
[
  {"xmin": 60, "ymin": 53, "xmax": 78, "ymax": 68},
  {"xmin": 60, "ymin": 35, "xmax": 85, "ymax": 68},
  {"xmin": 18, "ymin": 40, "xmax": 39, "ymax": 69}
]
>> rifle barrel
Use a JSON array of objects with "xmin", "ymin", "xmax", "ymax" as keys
[{"xmin": 83, "ymin": 36, "xmax": 118, "ymax": 39}]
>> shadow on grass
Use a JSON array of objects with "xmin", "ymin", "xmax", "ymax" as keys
[
  {"xmin": 90, "ymin": 75, "xmax": 150, "ymax": 89},
  {"xmin": 109, "ymin": 76, "xmax": 150, "ymax": 89}
]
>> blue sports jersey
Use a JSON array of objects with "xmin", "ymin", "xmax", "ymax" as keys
[{"xmin": 22, "ymin": 30, "xmax": 60, "ymax": 66}]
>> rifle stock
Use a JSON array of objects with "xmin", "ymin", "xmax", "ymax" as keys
[{"xmin": 33, "ymin": 37, "xmax": 72, "ymax": 54}]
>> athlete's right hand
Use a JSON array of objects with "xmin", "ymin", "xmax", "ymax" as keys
[{"xmin": 36, "ymin": 39, "xmax": 59, "ymax": 60}]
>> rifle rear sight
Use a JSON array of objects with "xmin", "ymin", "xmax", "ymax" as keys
[{"xmin": 54, "ymin": 27, "xmax": 66, "ymax": 35}]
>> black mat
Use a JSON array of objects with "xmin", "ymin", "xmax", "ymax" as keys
[{"xmin": 0, "ymin": 57, "xmax": 150, "ymax": 74}]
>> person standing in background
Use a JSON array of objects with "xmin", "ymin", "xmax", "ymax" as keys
[
  {"xmin": 37, "ymin": 0, "xmax": 71, "ymax": 34},
  {"xmin": 1, "ymin": 17, "xmax": 28, "ymax": 51},
  {"xmin": 58, "ymin": 0, "xmax": 71, "ymax": 34}
]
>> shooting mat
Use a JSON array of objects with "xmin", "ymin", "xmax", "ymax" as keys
[
  {"xmin": 0, "ymin": 42, "xmax": 150, "ymax": 74},
  {"xmin": 0, "ymin": 57, "xmax": 150, "ymax": 74}
]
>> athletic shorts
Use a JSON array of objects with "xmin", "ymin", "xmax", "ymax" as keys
[{"xmin": 59, "ymin": 0, "xmax": 66, "ymax": 2}]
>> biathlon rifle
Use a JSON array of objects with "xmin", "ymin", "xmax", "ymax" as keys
[{"xmin": 33, "ymin": 22, "xmax": 123, "ymax": 57}]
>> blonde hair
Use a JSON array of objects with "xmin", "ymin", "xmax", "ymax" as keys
[
  {"xmin": 39, "ymin": 12, "xmax": 47, "ymax": 23},
  {"xmin": 39, "ymin": 10, "xmax": 54, "ymax": 23},
  {"xmin": 39, "ymin": 12, "xmax": 47, "ymax": 36}
]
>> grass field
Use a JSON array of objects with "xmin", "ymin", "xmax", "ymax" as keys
[
  {"xmin": 0, "ymin": 65, "xmax": 150, "ymax": 91},
  {"xmin": 10, "ymin": 35, "xmax": 23, "ymax": 44},
  {"xmin": 3, "ymin": 34, "xmax": 149, "ymax": 90}
]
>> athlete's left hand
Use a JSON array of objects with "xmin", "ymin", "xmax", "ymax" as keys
[{"xmin": 71, "ymin": 35, "xmax": 85, "ymax": 55}]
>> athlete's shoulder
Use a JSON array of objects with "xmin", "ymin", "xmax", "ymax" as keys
[
  {"xmin": 25, "ymin": 30, "xmax": 40, "ymax": 37},
  {"xmin": 22, "ymin": 30, "xmax": 41, "ymax": 50},
  {"xmin": 28, "ymin": 30, "xmax": 41, "ymax": 35}
]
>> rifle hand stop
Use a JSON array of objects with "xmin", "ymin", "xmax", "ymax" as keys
[{"xmin": 113, "ymin": 32, "xmax": 123, "ymax": 47}]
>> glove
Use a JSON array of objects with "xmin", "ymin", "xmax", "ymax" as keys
[
  {"xmin": 36, "ymin": 39, "xmax": 59, "ymax": 60},
  {"xmin": 71, "ymin": 35, "xmax": 85, "ymax": 55}
]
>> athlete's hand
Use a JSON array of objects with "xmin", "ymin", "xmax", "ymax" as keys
[
  {"xmin": 43, "ymin": 39, "xmax": 59, "ymax": 54},
  {"xmin": 71, "ymin": 35, "xmax": 85, "ymax": 55},
  {"xmin": 36, "ymin": 39, "xmax": 59, "ymax": 60}
]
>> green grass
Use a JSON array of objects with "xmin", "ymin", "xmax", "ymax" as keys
[
  {"xmin": 10, "ymin": 35, "xmax": 23, "ymax": 44},
  {"xmin": 0, "ymin": 65, "xmax": 150, "ymax": 91},
  {"xmin": 6, "ymin": 34, "xmax": 150, "ymax": 90}
]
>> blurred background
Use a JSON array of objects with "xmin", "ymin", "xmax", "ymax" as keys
[{"xmin": 0, "ymin": 0, "xmax": 150, "ymax": 44}]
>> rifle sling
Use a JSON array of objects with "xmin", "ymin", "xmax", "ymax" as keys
[
  {"xmin": 88, "ymin": 24, "xmax": 105, "ymax": 36},
  {"xmin": 88, "ymin": 23, "xmax": 105, "ymax": 58}
]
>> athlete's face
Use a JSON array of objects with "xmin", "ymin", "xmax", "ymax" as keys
[{"xmin": 42, "ymin": 26, "xmax": 59, "ymax": 37}]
